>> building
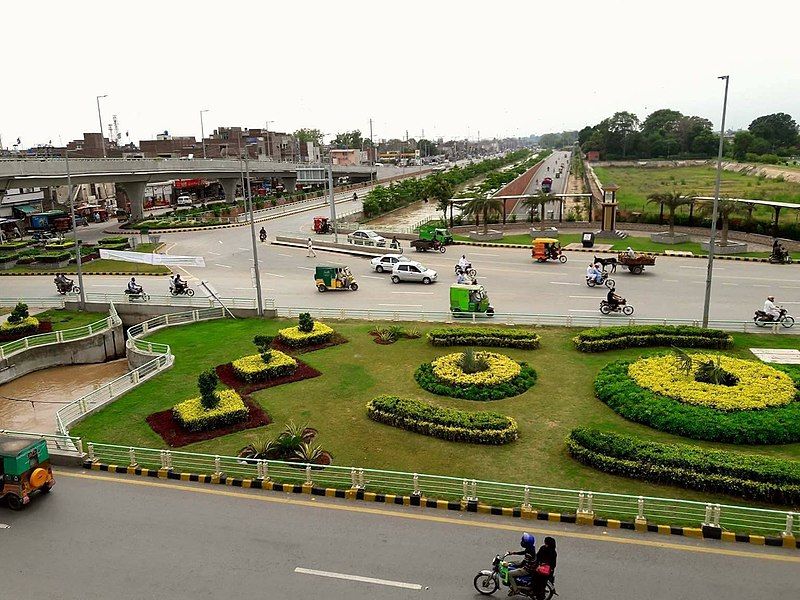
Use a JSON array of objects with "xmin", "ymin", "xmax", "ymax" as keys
[
  {"xmin": 140, "ymin": 132, "xmax": 199, "ymax": 158},
  {"xmin": 329, "ymin": 149, "xmax": 365, "ymax": 166},
  {"xmin": 0, "ymin": 187, "xmax": 44, "ymax": 218}
]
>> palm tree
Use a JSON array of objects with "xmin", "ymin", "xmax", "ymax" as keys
[
  {"xmin": 697, "ymin": 198, "xmax": 741, "ymax": 246},
  {"xmin": 462, "ymin": 195, "xmax": 504, "ymax": 235},
  {"xmin": 521, "ymin": 193, "xmax": 557, "ymax": 223},
  {"xmin": 646, "ymin": 191, "xmax": 693, "ymax": 238}
]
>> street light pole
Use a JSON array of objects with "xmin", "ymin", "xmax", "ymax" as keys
[
  {"xmin": 245, "ymin": 157, "xmax": 264, "ymax": 316},
  {"xmin": 200, "ymin": 109, "xmax": 210, "ymax": 159},
  {"xmin": 96, "ymin": 95, "xmax": 108, "ymax": 158},
  {"xmin": 702, "ymin": 75, "xmax": 730, "ymax": 328},
  {"xmin": 65, "ymin": 150, "xmax": 86, "ymax": 310}
]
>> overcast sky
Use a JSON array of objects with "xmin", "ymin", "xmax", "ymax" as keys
[{"xmin": 2, "ymin": 0, "xmax": 798, "ymax": 148}]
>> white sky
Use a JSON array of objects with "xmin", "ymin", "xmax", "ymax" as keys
[{"xmin": 2, "ymin": 0, "xmax": 799, "ymax": 147}]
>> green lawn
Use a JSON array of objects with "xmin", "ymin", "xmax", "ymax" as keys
[
  {"xmin": 70, "ymin": 318, "xmax": 800, "ymax": 508},
  {"xmin": 36, "ymin": 309, "xmax": 111, "ymax": 330},
  {"xmin": 2, "ymin": 259, "xmax": 169, "ymax": 275},
  {"xmin": 593, "ymin": 165, "xmax": 800, "ymax": 225}
]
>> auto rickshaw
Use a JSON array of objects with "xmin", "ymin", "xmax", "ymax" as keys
[
  {"xmin": 315, "ymin": 265, "xmax": 358, "ymax": 292},
  {"xmin": 532, "ymin": 237, "xmax": 567, "ymax": 263},
  {"xmin": 450, "ymin": 283, "xmax": 494, "ymax": 317},
  {"xmin": 1, "ymin": 436, "xmax": 54, "ymax": 510},
  {"xmin": 313, "ymin": 216, "xmax": 331, "ymax": 234}
]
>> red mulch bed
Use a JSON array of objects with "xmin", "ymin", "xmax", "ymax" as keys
[
  {"xmin": 215, "ymin": 359, "xmax": 322, "ymax": 396},
  {"xmin": 145, "ymin": 397, "xmax": 271, "ymax": 448},
  {"xmin": 270, "ymin": 333, "xmax": 348, "ymax": 354},
  {"xmin": 0, "ymin": 320, "xmax": 53, "ymax": 343}
]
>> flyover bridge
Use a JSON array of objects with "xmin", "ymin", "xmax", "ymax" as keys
[{"xmin": 0, "ymin": 158, "xmax": 376, "ymax": 220}]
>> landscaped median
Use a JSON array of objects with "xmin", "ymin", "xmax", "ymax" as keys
[
  {"xmin": 567, "ymin": 427, "xmax": 800, "ymax": 505},
  {"xmin": 573, "ymin": 325, "xmax": 733, "ymax": 352},
  {"xmin": 367, "ymin": 395, "xmax": 518, "ymax": 444}
]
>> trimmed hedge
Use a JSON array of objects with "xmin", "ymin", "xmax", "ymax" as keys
[
  {"xmin": 427, "ymin": 327, "xmax": 540, "ymax": 350},
  {"xmin": 0, "ymin": 316, "xmax": 40, "ymax": 335},
  {"xmin": 567, "ymin": 428, "xmax": 800, "ymax": 505},
  {"xmin": 98, "ymin": 236, "xmax": 129, "ymax": 244},
  {"xmin": 97, "ymin": 242, "xmax": 129, "ymax": 250},
  {"xmin": 173, "ymin": 389, "xmax": 249, "ymax": 432},
  {"xmin": 573, "ymin": 325, "xmax": 733, "ymax": 352},
  {"xmin": 367, "ymin": 395, "xmax": 518, "ymax": 444},
  {"xmin": 277, "ymin": 321, "xmax": 334, "ymax": 348},
  {"xmin": 595, "ymin": 360, "xmax": 800, "ymax": 444},
  {"xmin": 415, "ymin": 360, "xmax": 537, "ymax": 401},
  {"xmin": 0, "ymin": 252, "xmax": 20, "ymax": 262},
  {"xmin": 231, "ymin": 350, "xmax": 297, "ymax": 382},
  {"xmin": 0, "ymin": 241, "xmax": 28, "ymax": 252},
  {"xmin": 35, "ymin": 252, "xmax": 71, "ymax": 263}
]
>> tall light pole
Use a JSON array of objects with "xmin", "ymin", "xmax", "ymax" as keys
[
  {"xmin": 65, "ymin": 150, "xmax": 87, "ymax": 310},
  {"xmin": 702, "ymin": 75, "xmax": 730, "ymax": 328},
  {"xmin": 200, "ymin": 109, "xmax": 210, "ymax": 158},
  {"xmin": 96, "ymin": 94, "xmax": 108, "ymax": 158},
  {"xmin": 244, "ymin": 156, "xmax": 264, "ymax": 316}
]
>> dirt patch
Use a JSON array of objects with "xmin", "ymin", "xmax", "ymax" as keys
[
  {"xmin": 270, "ymin": 333, "xmax": 348, "ymax": 355},
  {"xmin": 215, "ymin": 360, "xmax": 322, "ymax": 396},
  {"xmin": 146, "ymin": 397, "xmax": 272, "ymax": 448}
]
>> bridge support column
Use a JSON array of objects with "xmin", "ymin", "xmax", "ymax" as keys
[
  {"xmin": 280, "ymin": 177, "xmax": 296, "ymax": 193},
  {"xmin": 118, "ymin": 181, "xmax": 147, "ymax": 222},
  {"xmin": 219, "ymin": 178, "xmax": 238, "ymax": 204}
]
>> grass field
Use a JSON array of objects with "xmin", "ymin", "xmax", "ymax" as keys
[
  {"xmin": 35, "ymin": 309, "xmax": 112, "ymax": 330},
  {"xmin": 70, "ymin": 318, "xmax": 800, "ymax": 507},
  {"xmin": 593, "ymin": 165, "xmax": 800, "ymax": 225},
  {"xmin": 2, "ymin": 259, "xmax": 169, "ymax": 275}
]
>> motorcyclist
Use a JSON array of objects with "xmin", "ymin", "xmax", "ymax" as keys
[
  {"xmin": 456, "ymin": 272, "xmax": 469, "ymax": 284},
  {"xmin": 259, "ymin": 227, "xmax": 267, "ymax": 242},
  {"xmin": 507, "ymin": 532, "xmax": 537, "ymax": 595},
  {"xmin": 127, "ymin": 277, "xmax": 143, "ymax": 295},
  {"xmin": 54, "ymin": 273, "xmax": 73, "ymax": 290},
  {"xmin": 457, "ymin": 254, "xmax": 472, "ymax": 274},
  {"xmin": 607, "ymin": 287, "xmax": 624, "ymax": 310},
  {"xmin": 170, "ymin": 273, "xmax": 187, "ymax": 293},
  {"xmin": 764, "ymin": 296, "xmax": 781, "ymax": 320},
  {"xmin": 586, "ymin": 262, "xmax": 602, "ymax": 284}
]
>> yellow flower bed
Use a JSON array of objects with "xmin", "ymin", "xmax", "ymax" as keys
[
  {"xmin": 173, "ymin": 389, "xmax": 249, "ymax": 432},
  {"xmin": 232, "ymin": 350, "xmax": 297, "ymax": 382},
  {"xmin": 628, "ymin": 354, "xmax": 796, "ymax": 410},
  {"xmin": 432, "ymin": 352, "xmax": 521, "ymax": 387},
  {"xmin": 0, "ymin": 316, "xmax": 39, "ymax": 331},
  {"xmin": 277, "ymin": 321, "xmax": 334, "ymax": 347}
]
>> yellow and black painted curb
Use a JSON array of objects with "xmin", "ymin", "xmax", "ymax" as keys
[
  {"xmin": 0, "ymin": 270, "xmax": 170, "ymax": 277},
  {"xmin": 84, "ymin": 461, "xmax": 798, "ymax": 550}
]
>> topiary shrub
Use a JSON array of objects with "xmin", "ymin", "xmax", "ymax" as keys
[
  {"xmin": 198, "ymin": 370, "xmax": 219, "ymax": 410},
  {"xmin": 7, "ymin": 302, "xmax": 29, "ymax": 325},
  {"xmin": 298, "ymin": 312, "xmax": 314, "ymax": 333}
]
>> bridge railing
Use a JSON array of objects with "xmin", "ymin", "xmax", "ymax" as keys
[
  {"xmin": 0, "ymin": 429, "xmax": 83, "ymax": 455},
  {"xmin": 76, "ymin": 440, "xmax": 800, "ymax": 538}
]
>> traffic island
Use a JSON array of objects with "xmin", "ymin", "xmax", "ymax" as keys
[
  {"xmin": 650, "ymin": 232, "xmax": 690, "ymax": 244},
  {"xmin": 701, "ymin": 240, "xmax": 748, "ymax": 254}
]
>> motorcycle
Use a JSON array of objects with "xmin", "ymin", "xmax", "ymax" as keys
[
  {"xmin": 259, "ymin": 231, "xmax": 267, "ymax": 243},
  {"xmin": 768, "ymin": 252, "xmax": 793, "ymax": 265},
  {"xmin": 54, "ymin": 279, "xmax": 80, "ymax": 295},
  {"xmin": 474, "ymin": 552, "xmax": 556, "ymax": 600},
  {"xmin": 586, "ymin": 272, "xmax": 615, "ymax": 289},
  {"xmin": 600, "ymin": 298, "xmax": 634, "ymax": 316},
  {"xmin": 455, "ymin": 264, "xmax": 477, "ymax": 278},
  {"xmin": 124, "ymin": 289, "xmax": 150, "ymax": 302},
  {"xmin": 169, "ymin": 284, "xmax": 195, "ymax": 297},
  {"xmin": 754, "ymin": 308, "xmax": 795, "ymax": 328}
]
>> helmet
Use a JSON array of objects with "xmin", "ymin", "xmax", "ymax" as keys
[
  {"xmin": 610, "ymin": 287, "xmax": 616, "ymax": 292},
  {"xmin": 520, "ymin": 532, "xmax": 535, "ymax": 550}
]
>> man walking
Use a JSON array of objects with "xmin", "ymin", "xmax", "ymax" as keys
[{"xmin": 307, "ymin": 237, "xmax": 317, "ymax": 258}]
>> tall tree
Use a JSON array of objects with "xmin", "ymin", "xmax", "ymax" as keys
[
  {"xmin": 647, "ymin": 191, "xmax": 693, "ymax": 237},
  {"xmin": 521, "ymin": 193, "xmax": 556, "ymax": 222},
  {"xmin": 641, "ymin": 109, "xmax": 683, "ymax": 137},
  {"xmin": 425, "ymin": 175, "xmax": 454, "ymax": 221},
  {"xmin": 697, "ymin": 199, "xmax": 741, "ymax": 246},
  {"xmin": 732, "ymin": 131, "xmax": 754, "ymax": 160},
  {"xmin": 748, "ymin": 113, "xmax": 799, "ymax": 150},
  {"xmin": 333, "ymin": 130, "xmax": 363, "ymax": 149},
  {"xmin": 294, "ymin": 128, "xmax": 323, "ymax": 144},
  {"xmin": 462, "ymin": 196, "xmax": 503, "ymax": 235}
]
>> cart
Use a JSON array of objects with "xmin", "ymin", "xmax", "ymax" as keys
[
  {"xmin": 617, "ymin": 252, "xmax": 656, "ymax": 275},
  {"xmin": 1, "ymin": 436, "xmax": 54, "ymax": 510}
]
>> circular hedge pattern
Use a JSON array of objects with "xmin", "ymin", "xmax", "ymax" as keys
[
  {"xmin": 596, "ymin": 360, "xmax": 800, "ymax": 445},
  {"xmin": 627, "ymin": 354, "xmax": 795, "ymax": 410},
  {"xmin": 415, "ymin": 353, "xmax": 536, "ymax": 401},
  {"xmin": 432, "ymin": 352, "xmax": 521, "ymax": 386}
]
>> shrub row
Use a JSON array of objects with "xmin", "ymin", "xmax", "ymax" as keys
[
  {"xmin": 231, "ymin": 350, "xmax": 298, "ymax": 382},
  {"xmin": 277, "ymin": 321, "xmax": 334, "ymax": 348},
  {"xmin": 0, "ymin": 241, "xmax": 28, "ymax": 252},
  {"xmin": 173, "ymin": 389, "xmax": 249, "ymax": 432},
  {"xmin": 427, "ymin": 327, "xmax": 540, "ymax": 350},
  {"xmin": 415, "ymin": 361, "xmax": 537, "ymax": 401},
  {"xmin": 567, "ymin": 428, "xmax": 800, "ymax": 505},
  {"xmin": 0, "ymin": 316, "xmax": 40, "ymax": 335},
  {"xmin": 573, "ymin": 325, "xmax": 733, "ymax": 352},
  {"xmin": 367, "ymin": 395, "xmax": 518, "ymax": 444},
  {"xmin": 595, "ymin": 360, "xmax": 800, "ymax": 444}
]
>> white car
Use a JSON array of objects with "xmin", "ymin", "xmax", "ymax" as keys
[
  {"xmin": 347, "ymin": 229, "xmax": 386, "ymax": 247},
  {"xmin": 391, "ymin": 261, "xmax": 437, "ymax": 285},
  {"xmin": 370, "ymin": 254, "xmax": 411, "ymax": 273}
]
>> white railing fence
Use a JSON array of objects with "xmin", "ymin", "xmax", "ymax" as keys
[
  {"xmin": 0, "ymin": 429, "xmax": 83, "ymax": 455},
  {"xmin": 0, "ymin": 304, "xmax": 121, "ymax": 361},
  {"xmin": 77, "ymin": 440, "xmax": 799, "ymax": 539}
]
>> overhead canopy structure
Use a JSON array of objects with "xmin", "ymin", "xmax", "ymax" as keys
[{"xmin": 693, "ymin": 196, "xmax": 800, "ymax": 237}]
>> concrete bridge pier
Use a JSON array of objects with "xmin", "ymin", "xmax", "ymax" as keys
[
  {"xmin": 280, "ymin": 176, "xmax": 297, "ymax": 193},
  {"xmin": 219, "ymin": 178, "xmax": 239, "ymax": 204},
  {"xmin": 118, "ymin": 181, "xmax": 147, "ymax": 222}
]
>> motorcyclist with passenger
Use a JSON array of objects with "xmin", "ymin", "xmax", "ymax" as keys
[
  {"xmin": 586, "ymin": 262, "xmax": 603, "ymax": 284},
  {"xmin": 507, "ymin": 533, "xmax": 537, "ymax": 595},
  {"xmin": 127, "ymin": 277, "xmax": 143, "ymax": 295},
  {"xmin": 54, "ymin": 273, "xmax": 74, "ymax": 292}
]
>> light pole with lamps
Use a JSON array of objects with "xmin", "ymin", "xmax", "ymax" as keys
[
  {"xmin": 200, "ymin": 109, "xmax": 210, "ymax": 158},
  {"xmin": 701, "ymin": 75, "xmax": 730, "ymax": 328},
  {"xmin": 96, "ymin": 94, "xmax": 108, "ymax": 158},
  {"xmin": 243, "ymin": 155, "xmax": 264, "ymax": 316},
  {"xmin": 65, "ymin": 149, "xmax": 87, "ymax": 310}
]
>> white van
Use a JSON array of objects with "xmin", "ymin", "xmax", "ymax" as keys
[{"xmin": 176, "ymin": 195, "xmax": 193, "ymax": 206}]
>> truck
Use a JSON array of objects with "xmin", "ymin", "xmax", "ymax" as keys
[
  {"xmin": 541, "ymin": 177, "xmax": 553, "ymax": 193},
  {"xmin": 418, "ymin": 224, "xmax": 453, "ymax": 245}
]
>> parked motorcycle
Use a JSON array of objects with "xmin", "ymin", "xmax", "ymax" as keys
[
  {"xmin": 586, "ymin": 272, "xmax": 615, "ymax": 289},
  {"xmin": 474, "ymin": 552, "xmax": 556, "ymax": 600},
  {"xmin": 600, "ymin": 299, "xmax": 634, "ymax": 316},
  {"xmin": 124, "ymin": 289, "xmax": 150, "ymax": 302},
  {"xmin": 753, "ymin": 308, "xmax": 795, "ymax": 328}
]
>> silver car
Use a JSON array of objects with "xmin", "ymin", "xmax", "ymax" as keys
[
  {"xmin": 347, "ymin": 229, "xmax": 386, "ymax": 247},
  {"xmin": 391, "ymin": 261, "xmax": 437, "ymax": 285},
  {"xmin": 370, "ymin": 254, "xmax": 410, "ymax": 273}
]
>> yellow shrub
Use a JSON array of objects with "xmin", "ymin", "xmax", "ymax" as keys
[
  {"xmin": 277, "ymin": 321, "xmax": 334, "ymax": 347},
  {"xmin": 172, "ymin": 389, "xmax": 249, "ymax": 432},
  {"xmin": 0, "ymin": 316, "xmax": 39, "ymax": 331},
  {"xmin": 232, "ymin": 350, "xmax": 297, "ymax": 382},
  {"xmin": 628, "ymin": 354, "xmax": 796, "ymax": 411},
  {"xmin": 432, "ymin": 352, "xmax": 521, "ymax": 386}
]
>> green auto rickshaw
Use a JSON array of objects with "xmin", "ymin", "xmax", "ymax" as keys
[
  {"xmin": 315, "ymin": 265, "xmax": 359, "ymax": 292},
  {"xmin": 450, "ymin": 283, "xmax": 494, "ymax": 317},
  {"xmin": 1, "ymin": 436, "xmax": 55, "ymax": 510}
]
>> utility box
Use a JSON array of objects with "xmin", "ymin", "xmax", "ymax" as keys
[{"xmin": 582, "ymin": 232, "xmax": 595, "ymax": 248}]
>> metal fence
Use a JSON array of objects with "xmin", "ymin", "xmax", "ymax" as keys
[
  {"xmin": 79, "ymin": 440, "xmax": 799, "ymax": 538},
  {"xmin": 0, "ymin": 306, "xmax": 121, "ymax": 361},
  {"xmin": 0, "ymin": 429, "xmax": 84, "ymax": 455}
]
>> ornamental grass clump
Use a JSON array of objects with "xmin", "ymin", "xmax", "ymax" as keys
[{"xmin": 459, "ymin": 347, "xmax": 488, "ymax": 374}]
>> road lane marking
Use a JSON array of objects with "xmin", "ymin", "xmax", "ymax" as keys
[
  {"xmin": 753, "ymin": 285, "xmax": 769, "ymax": 288},
  {"xmin": 664, "ymin": 279, "xmax": 680, "ymax": 283},
  {"xmin": 569, "ymin": 295, "xmax": 604, "ymax": 299},
  {"xmin": 297, "ymin": 266, "xmax": 314, "ymax": 271},
  {"xmin": 277, "ymin": 253, "xmax": 292, "ymax": 257},
  {"xmin": 362, "ymin": 275, "xmax": 383, "ymax": 280},
  {"xmin": 469, "ymin": 252, "xmax": 499, "ymax": 257},
  {"xmin": 378, "ymin": 303, "xmax": 423, "ymax": 307},
  {"xmin": 549, "ymin": 281, "xmax": 580, "ymax": 286},
  {"xmin": 391, "ymin": 291, "xmax": 434, "ymax": 295},
  {"xmin": 722, "ymin": 283, "xmax": 737, "ymax": 286},
  {"xmin": 239, "ymin": 247, "xmax": 249, "ymax": 251},
  {"xmin": 294, "ymin": 567, "xmax": 422, "ymax": 590},
  {"xmin": 208, "ymin": 251, "xmax": 220, "ymax": 256},
  {"xmin": 262, "ymin": 272, "xmax": 285, "ymax": 278},
  {"xmin": 56, "ymin": 471, "xmax": 800, "ymax": 564},
  {"xmin": 233, "ymin": 287, "xmax": 255, "ymax": 290},
  {"xmin": 213, "ymin": 264, "xmax": 232, "ymax": 269}
]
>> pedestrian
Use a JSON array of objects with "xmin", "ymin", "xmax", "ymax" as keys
[{"xmin": 307, "ymin": 237, "xmax": 317, "ymax": 258}]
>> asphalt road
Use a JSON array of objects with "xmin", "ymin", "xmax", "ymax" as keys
[
  {"xmin": 1, "ymin": 469, "xmax": 796, "ymax": 600},
  {"xmin": 515, "ymin": 150, "xmax": 571, "ymax": 217}
]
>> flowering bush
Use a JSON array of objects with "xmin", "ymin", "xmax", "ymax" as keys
[
  {"xmin": 0, "ymin": 316, "xmax": 39, "ymax": 333},
  {"xmin": 628, "ymin": 354, "xmax": 795, "ymax": 410},
  {"xmin": 173, "ymin": 389, "xmax": 249, "ymax": 432},
  {"xmin": 232, "ymin": 349, "xmax": 297, "ymax": 382},
  {"xmin": 277, "ymin": 321, "xmax": 334, "ymax": 348},
  {"xmin": 432, "ymin": 352, "xmax": 521, "ymax": 386}
]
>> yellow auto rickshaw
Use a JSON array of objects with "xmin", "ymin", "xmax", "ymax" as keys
[{"xmin": 531, "ymin": 238, "xmax": 567, "ymax": 263}]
